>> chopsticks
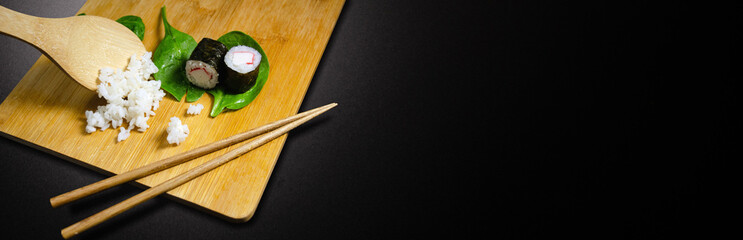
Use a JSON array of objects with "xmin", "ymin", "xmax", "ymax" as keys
[{"xmin": 54, "ymin": 103, "xmax": 337, "ymax": 239}]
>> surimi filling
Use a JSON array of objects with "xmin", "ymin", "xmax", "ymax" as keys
[
  {"xmin": 224, "ymin": 46, "xmax": 261, "ymax": 74},
  {"xmin": 231, "ymin": 51, "xmax": 255, "ymax": 65},
  {"xmin": 185, "ymin": 60, "xmax": 219, "ymax": 89},
  {"xmin": 188, "ymin": 67, "xmax": 212, "ymax": 79}
]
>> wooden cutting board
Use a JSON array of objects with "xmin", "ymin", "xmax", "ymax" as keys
[{"xmin": 0, "ymin": 0, "xmax": 344, "ymax": 221}]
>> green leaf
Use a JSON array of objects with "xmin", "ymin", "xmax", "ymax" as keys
[
  {"xmin": 116, "ymin": 15, "xmax": 145, "ymax": 40},
  {"xmin": 77, "ymin": 13, "xmax": 86, "ymax": 16},
  {"xmin": 151, "ymin": 8, "xmax": 268, "ymax": 116},
  {"xmin": 151, "ymin": 6, "xmax": 200, "ymax": 102},
  {"xmin": 207, "ymin": 31, "xmax": 270, "ymax": 117}
]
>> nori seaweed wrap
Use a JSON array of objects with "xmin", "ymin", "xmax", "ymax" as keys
[
  {"xmin": 222, "ymin": 45, "xmax": 262, "ymax": 93},
  {"xmin": 185, "ymin": 38, "xmax": 227, "ymax": 89}
]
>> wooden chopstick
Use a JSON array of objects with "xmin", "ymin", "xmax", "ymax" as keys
[
  {"xmin": 50, "ymin": 103, "xmax": 336, "ymax": 208},
  {"xmin": 59, "ymin": 103, "xmax": 337, "ymax": 239}
]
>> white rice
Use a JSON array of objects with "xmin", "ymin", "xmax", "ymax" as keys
[
  {"xmin": 84, "ymin": 52, "xmax": 163, "ymax": 142},
  {"xmin": 224, "ymin": 45, "xmax": 261, "ymax": 74},
  {"xmin": 186, "ymin": 103, "xmax": 204, "ymax": 115},
  {"xmin": 166, "ymin": 117, "xmax": 189, "ymax": 145},
  {"xmin": 117, "ymin": 127, "xmax": 131, "ymax": 142}
]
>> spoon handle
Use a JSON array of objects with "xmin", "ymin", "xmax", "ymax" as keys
[{"xmin": 0, "ymin": 5, "xmax": 45, "ymax": 46}]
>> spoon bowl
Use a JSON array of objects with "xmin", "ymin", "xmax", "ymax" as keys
[{"xmin": 0, "ymin": 5, "xmax": 145, "ymax": 90}]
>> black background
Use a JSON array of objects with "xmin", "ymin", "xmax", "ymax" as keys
[{"xmin": 0, "ymin": 0, "xmax": 738, "ymax": 239}]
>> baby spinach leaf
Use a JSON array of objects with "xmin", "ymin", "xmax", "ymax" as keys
[
  {"xmin": 207, "ymin": 31, "xmax": 270, "ymax": 117},
  {"xmin": 152, "ymin": 6, "xmax": 202, "ymax": 102},
  {"xmin": 150, "ymin": 8, "xmax": 267, "ymax": 116},
  {"xmin": 116, "ymin": 15, "xmax": 145, "ymax": 40}
]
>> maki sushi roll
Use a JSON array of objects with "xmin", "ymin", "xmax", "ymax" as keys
[
  {"xmin": 185, "ymin": 38, "xmax": 227, "ymax": 89},
  {"xmin": 222, "ymin": 45, "xmax": 262, "ymax": 93}
]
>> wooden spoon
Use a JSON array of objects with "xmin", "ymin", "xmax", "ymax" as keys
[{"xmin": 0, "ymin": 5, "xmax": 145, "ymax": 90}]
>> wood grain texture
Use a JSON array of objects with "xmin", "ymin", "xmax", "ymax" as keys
[
  {"xmin": 0, "ymin": 0, "xmax": 344, "ymax": 221},
  {"xmin": 49, "ymin": 103, "xmax": 335, "ymax": 208}
]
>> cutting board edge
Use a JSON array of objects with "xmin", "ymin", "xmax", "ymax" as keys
[
  {"xmin": 159, "ymin": 189, "xmax": 256, "ymax": 222},
  {"xmin": 0, "ymin": 130, "xmax": 115, "ymax": 177},
  {"xmin": 0, "ymin": 129, "xmax": 255, "ymax": 221}
]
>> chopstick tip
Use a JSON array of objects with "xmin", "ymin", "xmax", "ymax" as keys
[{"xmin": 321, "ymin": 102, "xmax": 338, "ymax": 112}]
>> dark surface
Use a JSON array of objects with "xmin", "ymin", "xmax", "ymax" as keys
[{"xmin": 0, "ymin": 0, "xmax": 738, "ymax": 239}]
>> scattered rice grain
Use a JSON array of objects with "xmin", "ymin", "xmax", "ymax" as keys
[
  {"xmin": 186, "ymin": 103, "xmax": 204, "ymax": 115},
  {"xmin": 166, "ymin": 117, "xmax": 189, "ymax": 145}
]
